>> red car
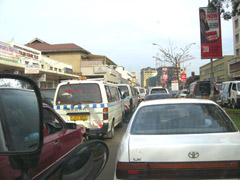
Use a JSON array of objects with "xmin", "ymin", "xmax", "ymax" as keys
[{"xmin": 0, "ymin": 103, "xmax": 87, "ymax": 180}]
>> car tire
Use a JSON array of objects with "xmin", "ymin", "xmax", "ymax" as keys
[
  {"xmin": 232, "ymin": 100, "xmax": 236, "ymax": 109},
  {"xmin": 106, "ymin": 120, "xmax": 115, "ymax": 139}
]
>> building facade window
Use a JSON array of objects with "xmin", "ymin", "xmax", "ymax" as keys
[
  {"xmin": 235, "ymin": 19, "xmax": 239, "ymax": 29},
  {"xmin": 236, "ymin": 49, "xmax": 240, "ymax": 57},
  {"xmin": 236, "ymin": 34, "xmax": 239, "ymax": 44}
]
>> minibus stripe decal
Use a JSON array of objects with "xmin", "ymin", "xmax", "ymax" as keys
[
  {"xmin": 101, "ymin": 104, "xmax": 105, "ymax": 108},
  {"xmin": 64, "ymin": 105, "xmax": 67, "ymax": 109},
  {"xmin": 71, "ymin": 105, "xmax": 74, "ymax": 109},
  {"xmin": 78, "ymin": 104, "xmax": 82, "ymax": 108},
  {"xmin": 57, "ymin": 106, "xmax": 60, "ymax": 110},
  {"xmin": 93, "ymin": 104, "xmax": 97, "ymax": 108}
]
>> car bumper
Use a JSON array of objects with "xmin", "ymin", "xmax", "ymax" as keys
[{"xmin": 86, "ymin": 123, "xmax": 108, "ymax": 135}]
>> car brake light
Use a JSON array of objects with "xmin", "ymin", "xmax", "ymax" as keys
[
  {"xmin": 103, "ymin": 108, "xmax": 108, "ymax": 120},
  {"xmin": 116, "ymin": 161, "xmax": 240, "ymax": 179},
  {"xmin": 193, "ymin": 84, "xmax": 197, "ymax": 95}
]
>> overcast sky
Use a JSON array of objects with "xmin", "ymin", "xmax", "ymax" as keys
[{"xmin": 0, "ymin": 0, "xmax": 234, "ymax": 80}]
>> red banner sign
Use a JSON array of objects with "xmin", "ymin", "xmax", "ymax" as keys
[
  {"xmin": 181, "ymin": 73, "xmax": 187, "ymax": 82},
  {"xmin": 162, "ymin": 67, "xmax": 168, "ymax": 82},
  {"xmin": 199, "ymin": 7, "xmax": 222, "ymax": 59}
]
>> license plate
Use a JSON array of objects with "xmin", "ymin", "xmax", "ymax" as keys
[{"xmin": 70, "ymin": 115, "xmax": 88, "ymax": 121}]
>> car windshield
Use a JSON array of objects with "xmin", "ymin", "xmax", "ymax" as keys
[
  {"xmin": 131, "ymin": 103, "xmax": 237, "ymax": 135},
  {"xmin": 151, "ymin": 88, "xmax": 167, "ymax": 94},
  {"xmin": 196, "ymin": 82, "xmax": 210, "ymax": 96},
  {"xmin": 140, "ymin": 89, "xmax": 145, "ymax": 93},
  {"xmin": 56, "ymin": 83, "xmax": 102, "ymax": 104},
  {"xmin": 40, "ymin": 89, "xmax": 56, "ymax": 99}
]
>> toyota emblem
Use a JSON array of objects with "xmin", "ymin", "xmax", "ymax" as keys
[{"xmin": 188, "ymin": 151, "xmax": 199, "ymax": 159}]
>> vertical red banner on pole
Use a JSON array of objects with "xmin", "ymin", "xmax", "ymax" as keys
[
  {"xmin": 199, "ymin": 7, "xmax": 222, "ymax": 59},
  {"xmin": 162, "ymin": 67, "xmax": 168, "ymax": 81},
  {"xmin": 181, "ymin": 73, "xmax": 187, "ymax": 82}
]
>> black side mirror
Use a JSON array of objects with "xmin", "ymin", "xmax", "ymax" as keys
[
  {"xmin": 0, "ymin": 74, "xmax": 43, "ymax": 154},
  {"xmin": 41, "ymin": 140, "xmax": 109, "ymax": 180}
]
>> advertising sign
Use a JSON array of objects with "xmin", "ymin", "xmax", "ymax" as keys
[
  {"xmin": 0, "ymin": 43, "xmax": 20, "ymax": 64},
  {"xmin": 25, "ymin": 64, "xmax": 40, "ymax": 74},
  {"xmin": 162, "ymin": 67, "xmax": 168, "ymax": 82},
  {"xmin": 181, "ymin": 73, "xmax": 187, "ymax": 82},
  {"xmin": 199, "ymin": 7, "xmax": 222, "ymax": 59}
]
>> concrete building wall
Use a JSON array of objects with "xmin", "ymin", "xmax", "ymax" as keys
[{"xmin": 43, "ymin": 52, "xmax": 82, "ymax": 74}]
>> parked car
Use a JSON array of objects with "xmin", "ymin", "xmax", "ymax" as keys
[
  {"xmin": 178, "ymin": 89, "xmax": 188, "ymax": 98},
  {"xmin": 118, "ymin": 84, "xmax": 139, "ymax": 116},
  {"xmin": 221, "ymin": 81, "xmax": 240, "ymax": 109},
  {"xmin": 149, "ymin": 86, "xmax": 169, "ymax": 94},
  {"xmin": 54, "ymin": 80, "xmax": 123, "ymax": 139},
  {"xmin": 144, "ymin": 93, "xmax": 172, "ymax": 101},
  {"xmin": 115, "ymin": 99, "xmax": 240, "ymax": 180},
  {"xmin": 170, "ymin": 90, "xmax": 180, "ymax": 98},
  {"xmin": 188, "ymin": 80, "xmax": 221, "ymax": 103},
  {"xmin": 40, "ymin": 88, "xmax": 56, "ymax": 107},
  {"xmin": 0, "ymin": 103, "xmax": 87, "ymax": 180}
]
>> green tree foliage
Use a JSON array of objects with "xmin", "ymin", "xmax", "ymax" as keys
[{"xmin": 209, "ymin": 0, "xmax": 240, "ymax": 20}]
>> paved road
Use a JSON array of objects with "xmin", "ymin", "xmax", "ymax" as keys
[{"xmin": 96, "ymin": 119, "xmax": 129, "ymax": 180}]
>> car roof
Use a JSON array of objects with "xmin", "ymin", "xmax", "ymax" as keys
[{"xmin": 139, "ymin": 98, "xmax": 216, "ymax": 107}]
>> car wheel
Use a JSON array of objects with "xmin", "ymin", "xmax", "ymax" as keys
[
  {"xmin": 232, "ymin": 100, "xmax": 236, "ymax": 109},
  {"xmin": 106, "ymin": 121, "xmax": 115, "ymax": 139},
  {"xmin": 117, "ymin": 113, "xmax": 124, "ymax": 128}
]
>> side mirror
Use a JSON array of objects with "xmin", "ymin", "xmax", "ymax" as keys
[
  {"xmin": 122, "ymin": 92, "xmax": 126, "ymax": 99},
  {"xmin": 0, "ymin": 74, "xmax": 43, "ymax": 155},
  {"xmin": 41, "ymin": 140, "xmax": 109, "ymax": 180}
]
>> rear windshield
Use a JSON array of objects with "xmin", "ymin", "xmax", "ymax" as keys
[
  {"xmin": 195, "ymin": 82, "xmax": 210, "ymax": 96},
  {"xmin": 131, "ymin": 104, "xmax": 237, "ymax": 135},
  {"xmin": 140, "ymin": 89, "xmax": 145, "ymax": 93},
  {"xmin": 118, "ymin": 86, "xmax": 129, "ymax": 96},
  {"xmin": 56, "ymin": 83, "xmax": 102, "ymax": 105},
  {"xmin": 151, "ymin": 88, "xmax": 167, "ymax": 94}
]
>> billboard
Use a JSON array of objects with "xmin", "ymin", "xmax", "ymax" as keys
[
  {"xmin": 162, "ymin": 67, "xmax": 168, "ymax": 81},
  {"xmin": 0, "ymin": 43, "xmax": 20, "ymax": 64},
  {"xmin": 199, "ymin": 7, "xmax": 222, "ymax": 59},
  {"xmin": 181, "ymin": 73, "xmax": 187, "ymax": 82}
]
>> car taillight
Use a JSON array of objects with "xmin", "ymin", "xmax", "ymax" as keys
[
  {"xmin": 116, "ymin": 162, "xmax": 148, "ymax": 179},
  {"xmin": 103, "ymin": 107, "xmax": 108, "ymax": 120},
  {"xmin": 116, "ymin": 161, "xmax": 240, "ymax": 179},
  {"xmin": 193, "ymin": 84, "xmax": 197, "ymax": 95}
]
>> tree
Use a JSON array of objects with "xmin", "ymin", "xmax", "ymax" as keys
[
  {"xmin": 153, "ymin": 41, "xmax": 195, "ymax": 87},
  {"xmin": 209, "ymin": 0, "xmax": 240, "ymax": 20}
]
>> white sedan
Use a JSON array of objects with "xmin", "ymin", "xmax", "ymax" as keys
[{"xmin": 115, "ymin": 99, "xmax": 240, "ymax": 180}]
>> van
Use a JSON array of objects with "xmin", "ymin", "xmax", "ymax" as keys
[
  {"xmin": 149, "ymin": 86, "xmax": 169, "ymax": 94},
  {"xmin": 221, "ymin": 81, "xmax": 240, "ymax": 109},
  {"xmin": 118, "ymin": 84, "xmax": 139, "ymax": 115},
  {"xmin": 53, "ymin": 80, "xmax": 123, "ymax": 138},
  {"xmin": 187, "ymin": 80, "xmax": 220, "ymax": 103},
  {"xmin": 135, "ymin": 87, "xmax": 147, "ymax": 102}
]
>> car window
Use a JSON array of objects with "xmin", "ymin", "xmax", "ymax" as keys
[
  {"xmin": 237, "ymin": 83, "xmax": 240, "ymax": 91},
  {"xmin": 232, "ymin": 83, "xmax": 236, "ymax": 91},
  {"xmin": 151, "ymin": 88, "xmax": 167, "ymax": 94},
  {"xmin": 118, "ymin": 86, "xmax": 129, "ymax": 97},
  {"xmin": 43, "ymin": 108, "xmax": 63, "ymax": 134},
  {"xmin": 56, "ymin": 83, "xmax": 102, "ymax": 104},
  {"xmin": 131, "ymin": 104, "xmax": 237, "ymax": 135},
  {"xmin": 40, "ymin": 89, "xmax": 56, "ymax": 99}
]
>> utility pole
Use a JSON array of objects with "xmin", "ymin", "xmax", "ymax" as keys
[{"xmin": 208, "ymin": 0, "xmax": 215, "ymax": 101}]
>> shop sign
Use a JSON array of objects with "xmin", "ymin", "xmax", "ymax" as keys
[
  {"xmin": 25, "ymin": 64, "xmax": 40, "ymax": 74},
  {"xmin": 64, "ymin": 68, "xmax": 73, "ymax": 74},
  {"xmin": 0, "ymin": 43, "xmax": 20, "ymax": 64},
  {"xmin": 233, "ymin": 71, "xmax": 240, "ymax": 78},
  {"xmin": 18, "ymin": 50, "xmax": 39, "ymax": 60},
  {"xmin": 94, "ymin": 67, "xmax": 106, "ymax": 74}
]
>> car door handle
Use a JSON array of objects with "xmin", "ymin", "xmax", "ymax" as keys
[{"xmin": 53, "ymin": 140, "xmax": 60, "ymax": 146}]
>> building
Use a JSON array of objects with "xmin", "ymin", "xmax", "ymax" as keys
[
  {"xmin": 140, "ymin": 67, "xmax": 157, "ymax": 88},
  {"xmin": 231, "ymin": 12, "xmax": 240, "ymax": 80},
  {"xmin": 200, "ymin": 55, "xmax": 234, "ymax": 82},
  {"xmin": 26, "ymin": 38, "xmax": 91, "ymax": 75},
  {"xmin": 0, "ymin": 41, "xmax": 79, "ymax": 88},
  {"xmin": 26, "ymin": 38, "xmax": 120, "ymax": 84}
]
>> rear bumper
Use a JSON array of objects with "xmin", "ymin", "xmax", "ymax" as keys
[{"xmin": 86, "ymin": 123, "xmax": 109, "ymax": 135}]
